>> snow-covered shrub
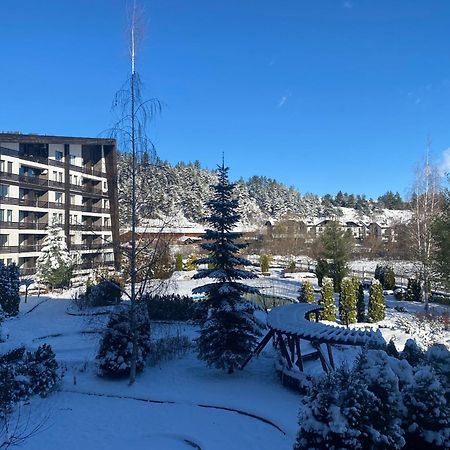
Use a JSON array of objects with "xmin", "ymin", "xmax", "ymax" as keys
[
  {"xmin": 401, "ymin": 339, "xmax": 426, "ymax": 367},
  {"xmin": 405, "ymin": 278, "xmax": 421, "ymax": 302},
  {"xmin": 295, "ymin": 347, "xmax": 450, "ymax": 450},
  {"xmin": 368, "ymin": 279, "xmax": 385, "ymax": 322},
  {"xmin": 298, "ymin": 280, "xmax": 315, "ymax": 303},
  {"xmin": 402, "ymin": 366, "xmax": 450, "ymax": 449},
  {"xmin": 319, "ymin": 277, "xmax": 335, "ymax": 321},
  {"xmin": 77, "ymin": 279, "xmax": 123, "ymax": 308},
  {"xmin": 148, "ymin": 335, "xmax": 191, "ymax": 366},
  {"xmin": 0, "ymin": 262, "xmax": 20, "ymax": 316},
  {"xmin": 97, "ymin": 306, "xmax": 151, "ymax": 378},
  {"xmin": 339, "ymin": 277, "xmax": 357, "ymax": 325},
  {"xmin": 315, "ymin": 258, "xmax": 329, "ymax": 287},
  {"xmin": 425, "ymin": 344, "xmax": 450, "ymax": 392},
  {"xmin": 0, "ymin": 344, "xmax": 61, "ymax": 415},
  {"xmin": 144, "ymin": 294, "xmax": 203, "ymax": 321},
  {"xmin": 295, "ymin": 359, "xmax": 405, "ymax": 450},
  {"xmin": 35, "ymin": 225, "xmax": 73, "ymax": 289},
  {"xmin": 375, "ymin": 264, "xmax": 396, "ymax": 290},
  {"xmin": 395, "ymin": 314, "xmax": 447, "ymax": 349}
]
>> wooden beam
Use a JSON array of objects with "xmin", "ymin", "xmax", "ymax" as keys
[
  {"xmin": 277, "ymin": 332, "xmax": 293, "ymax": 369},
  {"xmin": 240, "ymin": 329, "xmax": 275, "ymax": 369},
  {"xmin": 313, "ymin": 343, "xmax": 330, "ymax": 373},
  {"xmin": 326, "ymin": 343, "xmax": 335, "ymax": 370},
  {"xmin": 295, "ymin": 338, "xmax": 304, "ymax": 372}
]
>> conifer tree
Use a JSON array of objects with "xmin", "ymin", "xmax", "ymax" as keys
[
  {"xmin": 339, "ymin": 277, "xmax": 357, "ymax": 325},
  {"xmin": 318, "ymin": 277, "xmax": 335, "ymax": 321},
  {"xmin": 175, "ymin": 254, "xmax": 183, "ymax": 271},
  {"xmin": 368, "ymin": 279, "xmax": 385, "ymax": 322},
  {"xmin": 193, "ymin": 163, "xmax": 263, "ymax": 374},
  {"xmin": 0, "ymin": 262, "xmax": 20, "ymax": 316},
  {"xmin": 36, "ymin": 225, "xmax": 73, "ymax": 289},
  {"xmin": 357, "ymin": 282, "xmax": 366, "ymax": 322},
  {"xmin": 298, "ymin": 280, "xmax": 315, "ymax": 303}
]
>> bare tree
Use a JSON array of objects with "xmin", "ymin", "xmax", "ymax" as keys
[{"xmin": 408, "ymin": 141, "xmax": 442, "ymax": 310}]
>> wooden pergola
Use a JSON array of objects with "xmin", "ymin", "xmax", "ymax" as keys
[{"xmin": 241, "ymin": 303, "xmax": 385, "ymax": 374}]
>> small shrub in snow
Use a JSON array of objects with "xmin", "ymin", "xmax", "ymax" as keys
[
  {"xmin": 402, "ymin": 366, "xmax": 450, "ymax": 449},
  {"xmin": 339, "ymin": 277, "xmax": 357, "ymax": 325},
  {"xmin": 0, "ymin": 344, "xmax": 61, "ymax": 415},
  {"xmin": 368, "ymin": 279, "xmax": 385, "ymax": 322},
  {"xmin": 375, "ymin": 264, "xmax": 396, "ymax": 290},
  {"xmin": 97, "ymin": 306, "xmax": 151, "ymax": 378},
  {"xmin": 405, "ymin": 278, "xmax": 421, "ymax": 302},
  {"xmin": 315, "ymin": 258, "xmax": 329, "ymax": 287},
  {"xmin": 318, "ymin": 277, "xmax": 335, "ymax": 321},
  {"xmin": 0, "ymin": 262, "xmax": 20, "ymax": 316},
  {"xmin": 144, "ymin": 294, "xmax": 204, "ymax": 322},
  {"xmin": 298, "ymin": 280, "xmax": 315, "ymax": 304},
  {"xmin": 386, "ymin": 339, "xmax": 400, "ymax": 358},
  {"xmin": 401, "ymin": 339, "xmax": 426, "ymax": 367},
  {"xmin": 395, "ymin": 314, "xmax": 446, "ymax": 348},
  {"xmin": 77, "ymin": 279, "xmax": 123, "ymax": 308}
]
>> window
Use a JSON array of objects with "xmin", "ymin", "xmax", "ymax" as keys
[
  {"xmin": 7, "ymin": 162, "xmax": 13, "ymax": 173},
  {"xmin": 0, "ymin": 185, "xmax": 8, "ymax": 197},
  {"xmin": 73, "ymin": 175, "xmax": 78, "ymax": 185},
  {"xmin": 103, "ymin": 199, "xmax": 109, "ymax": 209},
  {"xmin": 104, "ymin": 217, "xmax": 110, "ymax": 227},
  {"xmin": 59, "ymin": 172, "xmax": 63, "ymax": 183},
  {"xmin": 2, "ymin": 210, "xmax": 13, "ymax": 222},
  {"xmin": 0, "ymin": 235, "xmax": 7, "ymax": 247},
  {"xmin": 0, "ymin": 160, "xmax": 4, "ymax": 172},
  {"xmin": 69, "ymin": 154, "xmax": 76, "ymax": 165},
  {"xmin": 70, "ymin": 194, "xmax": 75, "ymax": 205},
  {"xmin": 55, "ymin": 192, "xmax": 63, "ymax": 204},
  {"xmin": 53, "ymin": 171, "xmax": 58, "ymax": 181},
  {"xmin": 58, "ymin": 213, "xmax": 63, "ymax": 223},
  {"xmin": 55, "ymin": 150, "xmax": 63, "ymax": 162},
  {"xmin": 52, "ymin": 213, "xmax": 58, "ymax": 224}
]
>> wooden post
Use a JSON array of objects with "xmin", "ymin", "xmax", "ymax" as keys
[
  {"xmin": 326, "ymin": 343, "xmax": 335, "ymax": 370},
  {"xmin": 240, "ymin": 329, "xmax": 275, "ymax": 370},
  {"xmin": 277, "ymin": 332, "xmax": 293, "ymax": 369},
  {"xmin": 295, "ymin": 338, "xmax": 304, "ymax": 372},
  {"xmin": 314, "ymin": 343, "xmax": 330, "ymax": 373}
]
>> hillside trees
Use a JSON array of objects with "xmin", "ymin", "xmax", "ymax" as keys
[{"xmin": 193, "ymin": 163, "xmax": 263, "ymax": 374}]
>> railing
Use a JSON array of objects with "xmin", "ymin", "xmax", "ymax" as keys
[
  {"xmin": 70, "ymin": 243, "xmax": 113, "ymax": 251},
  {"xmin": 0, "ymin": 245, "xmax": 43, "ymax": 253},
  {"xmin": 0, "ymin": 221, "xmax": 48, "ymax": 230},
  {"xmin": 0, "ymin": 246, "xmax": 19, "ymax": 254},
  {"xmin": 0, "ymin": 146, "xmax": 107, "ymax": 178}
]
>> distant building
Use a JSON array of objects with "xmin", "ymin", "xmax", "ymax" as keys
[{"xmin": 0, "ymin": 133, "xmax": 120, "ymax": 274}]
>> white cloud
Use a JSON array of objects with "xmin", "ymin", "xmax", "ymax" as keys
[{"xmin": 439, "ymin": 148, "xmax": 450, "ymax": 175}]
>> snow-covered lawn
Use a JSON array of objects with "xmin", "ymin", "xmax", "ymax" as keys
[{"xmin": 1, "ymin": 285, "xmax": 449, "ymax": 450}]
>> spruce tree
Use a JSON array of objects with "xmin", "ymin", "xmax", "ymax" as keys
[
  {"xmin": 357, "ymin": 282, "xmax": 366, "ymax": 322},
  {"xmin": 175, "ymin": 254, "xmax": 183, "ymax": 271},
  {"xmin": 318, "ymin": 277, "xmax": 336, "ymax": 321},
  {"xmin": 339, "ymin": 277, "xmax": 357, "ymax": 325},
  {"xmin": 193, "ymin": 163, "xmax": 263, "ymax": 374},
  {"xmin": 368, "ymin": 279, "xmax": 386, "ymax": 322},
  {"xmin": 298, "ymin": 280, "xmax": 315, "ymax": 303},
  {"xmin": 36, "ymin": 225, "xmax": 73, "ymax": 289}
]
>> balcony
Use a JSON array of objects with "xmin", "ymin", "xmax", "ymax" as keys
[
  {"xmin": 0, "ymin": 221, "xmax": 48, "ymax": 230},
  {"xmin": 71, "ymin": 242, "xmax": 113, "ymax": 251}
]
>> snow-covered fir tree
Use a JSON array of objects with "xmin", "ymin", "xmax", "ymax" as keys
[
  {"xmin": 36, "ymin": 225, "xmax": 73, "ymax": 289},
  {"xmin": 318, "ymin": 277, "xmax": 335, "ymax": 321},
  {"xmin": 298, "ymin": 280, "xmax": 315, "ymax": 303},
  {"xmin": 368, "ymin": 279, "xmax": 386, "ymax": 322},
  {"xmin": 193, "ymin": 163, "xmax": 263, "ymax": 374}
]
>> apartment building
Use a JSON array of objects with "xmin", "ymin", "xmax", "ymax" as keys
[{"xmin": 0, "ymin": 133, "xmax": 120, "ymax": 275}]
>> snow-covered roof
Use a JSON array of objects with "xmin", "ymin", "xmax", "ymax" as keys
[{"xmin": 267, "ymin": 303, "xmax": 385, "ymax": 347}]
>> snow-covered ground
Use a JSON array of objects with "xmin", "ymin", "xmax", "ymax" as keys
[{"xmin": 1, "ymin": 278, "xmax": 449, "ymax": 450}]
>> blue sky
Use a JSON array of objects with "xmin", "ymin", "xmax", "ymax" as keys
[{"xmin": 1, "ymin": 0, "xmax": 450, "ymax": 198}]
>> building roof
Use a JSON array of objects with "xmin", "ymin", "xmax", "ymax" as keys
[{"xmin": 0, "ymin": 132, "xmax": 115, "ymax": 146}]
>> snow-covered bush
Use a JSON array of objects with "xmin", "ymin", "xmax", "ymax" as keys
[
  {"xmin": 0, "ymin": 344, "xmax": 61, "ymax": 415},
  {"xmin": 0, "ymin": 262, "xmax": 20, "ymax": 316},
  {"xmin": 76, "ymin": 278, "xmax": 123, "ymax": 309},
  {"xmin": 97, "ymin": 306, "xmax": 151, "ymax": 378},
  {"xmin": 295, "ymin": 348, "xmax": 450, "ymax": 449},
  {"xmin": 405, "ymin": 278, "xmax": 421, "ymax": 302},
  {"xmin": 368, "ymin": 279, "xmax": 385, "ymax": 322},
  {"xmin": 298, "ymin": 280, "xmax": 315, "ymax": 303},
  {"xmin": 144, "ymin": 294, "xmax": 203, "ymax": 321},
  {"xmin": 395, "ymin": 314, "xmax": 447, "ymax": 348},
  {"xmin": 339, "ymin": 277, "xmax": 357, "ymax": 325},
  {"xmin": 318, "ymin": 277, "xmax": 335, "ymax": 321},
  {"xmin": 375, "ymin": 264, "xmax": 396, "ymax": 290},
  {"xmin": 35, "ymin": 225, "xmax": 73, "ymax": 289}
]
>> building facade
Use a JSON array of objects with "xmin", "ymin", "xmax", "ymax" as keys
[{"xmin": 0, "ymin": 133, "xmax": 120, "ymax": 274}]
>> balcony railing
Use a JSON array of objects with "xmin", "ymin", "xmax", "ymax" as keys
[
  {"xmin": 70, "ymin": 242, "xmax": 113, "ymax": 251},
  {"xmin": 0, "ymin": 146, "xmax": 107, "ymax": 177},
  {"xmin": 0, "ymin": 221, "xmax": 48, "ymax": 230},
  {"xmin": 0, "ymin": 244, "xmax": 43, "ymax": 253}
]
